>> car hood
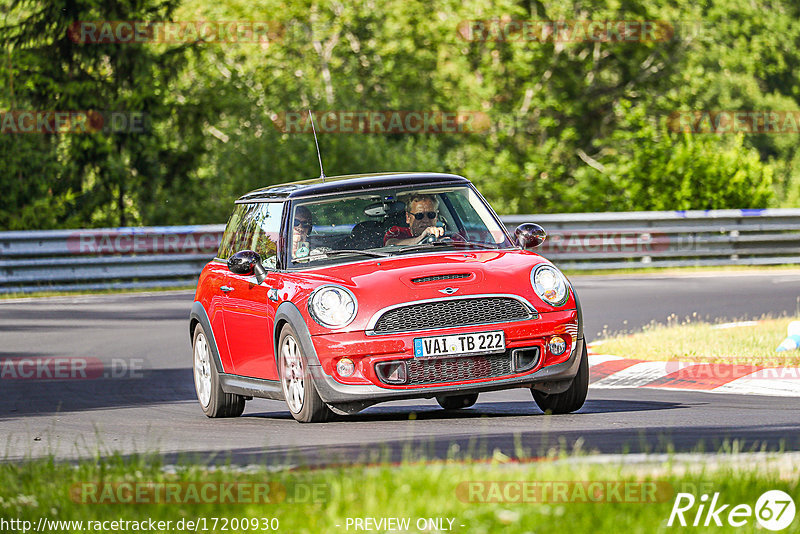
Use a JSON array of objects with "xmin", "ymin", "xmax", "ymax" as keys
[{"xmin": 283, "ymin": 249, "xmax": 576, "ymax": 332}]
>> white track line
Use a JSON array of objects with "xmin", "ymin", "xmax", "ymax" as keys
[
  {"xmin": 587, "ymin": 354, "xmax": 623, "ymax": 366},
  {"xmin": 590, "ymin": 360, "xmax": 698, "ymax": 389},
  {"xmin": 713, "ymin": 368, "xmax": 800, "ymax": 397}
]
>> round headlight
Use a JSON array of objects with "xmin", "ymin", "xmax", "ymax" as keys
[
  {"xmin": 308, "ymin": 285, "xmax": 357, "ymax": 328},
  {"xmin": 531, "ymin": 265, "xmax": 569, "ymax": 306}
]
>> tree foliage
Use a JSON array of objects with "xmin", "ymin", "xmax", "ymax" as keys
[{"xmin": 0, "ymin": 0, "xmax": 797, "ymax": 229}]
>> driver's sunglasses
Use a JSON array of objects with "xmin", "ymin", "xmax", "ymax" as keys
[
  {"xmin": 409, "ymin": 211, "xmax": 437, "ymax": 220},
  {"xmin": 294, "ymin": 219, "xmax": 313, "ymax": 230}
]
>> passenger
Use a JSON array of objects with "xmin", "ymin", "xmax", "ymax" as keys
[{"xmin": 293, "ymin": 205, "xmax": 313, "ymax": 258}]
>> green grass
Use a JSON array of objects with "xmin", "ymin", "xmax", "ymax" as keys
[
  {"xmin": 1, "ymin": 453, "xmax": 798, "ymax": 533},
  {"xmin": 594, "ymin": 315, "xmax": 800, "ymax": 366}
]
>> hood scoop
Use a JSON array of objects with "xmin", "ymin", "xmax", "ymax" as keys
[{"xmin": 411, "ymin": 273, "xmax": 472, "ymax": 284}]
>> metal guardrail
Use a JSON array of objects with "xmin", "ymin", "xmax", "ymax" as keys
[
  {"xmin": 0, "ymin": 225, "xmax": 224, "ymax": 294},
  {"xmin": 505, "ymin": 208, "xmax": 800, "ymax": 271},
  {"xmin": 1, "ymin": 209, "xmax": 799, "ymax": 293}
]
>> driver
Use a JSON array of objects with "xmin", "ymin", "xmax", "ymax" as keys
[{"xmin": 384, "ymin": 194, "xmax": 445, "ymax": 245}]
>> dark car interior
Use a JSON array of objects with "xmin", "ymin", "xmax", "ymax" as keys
[
  {"xmin": 332, "ymin": 200, "xmax": 408, "ymax": 250},
  {"xmin": 302, "ymin": 192, "xmax": 465, "ymax": 254},
  {"xmin": 336, "ymin": 220, "xmax": 385, "ymax": 249}
]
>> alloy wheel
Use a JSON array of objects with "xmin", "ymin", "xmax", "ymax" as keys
[{"xmin": 281, "ymin": 335, "xmax": 305, "ymax": 413}]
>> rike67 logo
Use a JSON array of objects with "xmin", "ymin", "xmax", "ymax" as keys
[{"xmin": 668, "ymin": 490, "xmax": 796, "ymax": 531}]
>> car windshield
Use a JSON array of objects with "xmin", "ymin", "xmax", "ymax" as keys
[{"xmin": 287, "ymin": 184, "xmax": 513, "ymax": 268}]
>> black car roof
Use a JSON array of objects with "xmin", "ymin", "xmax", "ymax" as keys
[{"xmin": 236, "ymin": 172, "xmax": 471, "ymax": 202}]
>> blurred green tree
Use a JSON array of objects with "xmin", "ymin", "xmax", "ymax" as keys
[{"xmin": 1, "ymin": 0, "xmax": 798, "ymax": 229}]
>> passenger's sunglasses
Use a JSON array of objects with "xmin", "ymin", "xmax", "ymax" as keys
[
  {"xmin": 409, "ymin": 211, "xmax": 438, "ymax": 220},
  {"xmin": 294, "ymin": 219, "xmax": 313, "ymax": 230}
]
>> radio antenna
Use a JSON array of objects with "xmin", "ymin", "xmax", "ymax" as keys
[{"xmin": 308, "ymin": 110, "xmax": 326, "ymax": 182}]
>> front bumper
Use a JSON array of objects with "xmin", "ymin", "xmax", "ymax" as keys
[
  {"xmin": 313, "ymin": 337, "xmax": 584, "ymax": 412},
  {"xmin": 302, "ymin": 310, "xmax": 584, "ymax": 412}
]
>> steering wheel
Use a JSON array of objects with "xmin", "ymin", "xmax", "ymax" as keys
[{"xmin": 420, "ymin": 232, "xmax": 454, "ymax": 244}]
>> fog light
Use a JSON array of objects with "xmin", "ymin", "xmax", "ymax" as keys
[
  {"xmin": 548, "ymin": 336, "xmax": 567, "ymax": 356},
  {"xmin": 511, "ymin": 347, "xmax": 540, "ymax": 372},
  {"xmin": 336, "ymin": 358, "xmax": 355, "ymax": 377},
  {"xmin": 375, "ymin": 361, "xmax": 407, "ymax": 384}
]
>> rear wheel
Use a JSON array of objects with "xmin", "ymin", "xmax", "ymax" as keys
[
  {"xmin": 531, "ymin": 342, "xmax": 588, "ymax": 414},
  {"xmin": 436, "ymin": 393, "xmax": 478, "ymax": 410},
  {"xmin": 192, "ymin": 324, "xmax": 245, "ymax": 418},
  {"xmin": 278, "ymin": 324, "xmax": 332, "ymax": 423}
]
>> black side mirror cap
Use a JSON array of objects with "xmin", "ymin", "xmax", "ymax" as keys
[
  {"xmin": 227, "ymin": 250, "xmax": 268, "ymax": 284},
  {"xmin": 514, "ymin": 223, "xmax": 546, "ymax": 249}
]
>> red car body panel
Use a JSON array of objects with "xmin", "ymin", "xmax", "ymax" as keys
[
  {"xmin": 221, "ymin": 272, "xmax": 276, "ymax": 379},
  {"xmin": 196, "ymin": 262, "xmax": 232, "ymax": 370},
  {"xmin": 195, "ymin": 249, "xmax": 577, "ymax": 389}
]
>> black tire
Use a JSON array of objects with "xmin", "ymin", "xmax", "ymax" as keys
[
  {"xmin": 278, "ymin": 324, "xmax": 332, "ymax": 423},
  {"xmin": 192, "ymin": 324, "xmax": 245, "ymax": 418},
  {"xmin": 531, "ymin": 342, "xmax": 588, "ymax": 414},
  {"xmin": 436, "ymin": 393, "xmax": 478, "ymax": 410}
]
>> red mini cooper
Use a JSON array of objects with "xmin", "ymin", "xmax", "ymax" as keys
[{"xmin": 190, "ymin": 172, "xmax": 587, "ymax": 422}]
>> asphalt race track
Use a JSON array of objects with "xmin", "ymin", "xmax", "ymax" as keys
[{"xmin": 1, "ymin": 271, "xmax": 799, "ymax": 465}]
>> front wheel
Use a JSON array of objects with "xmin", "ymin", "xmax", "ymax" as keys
[
  {"xmin": 192, "ymin": 324, "xmax": 245, "ymax": 418},
  {"xmin": 278, "ymin": 324, "xmax": 332, "ymax": 423},
  {"xmin": 531, "ymin": 342, "xmax": 588, "ymax": 414}
]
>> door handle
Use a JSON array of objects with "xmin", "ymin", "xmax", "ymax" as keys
[{"xmin": 220, "ymin": 285, "xmax": 234, "ymax": 292}]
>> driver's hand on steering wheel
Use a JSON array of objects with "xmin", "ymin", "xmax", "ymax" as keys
[{"xmin": 418, "ymin": 225, "xmax": 444, "ymax": 243}]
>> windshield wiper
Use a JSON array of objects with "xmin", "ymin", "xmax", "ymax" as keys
[
  {"xmin": 395, "ymin": 241, "xmax": 501, "ymax": 254},
  {"xmin": 312, "ymin": 249, "xmax": 391, "ymax": 258},
  {"xmin": 452, "ymin": 241, "xmax": 502, "ymax": 250}
]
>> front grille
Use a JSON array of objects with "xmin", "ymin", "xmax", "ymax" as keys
[
  {"xmin": 404, "ymin": 354, "xmax": 513, "ymax": 385},
  {"xmin": 371, "ymin": 297, "xmax": 533, "ymax": 334},
  {"xmin": 411, "ymin": 273, "xmax": 471, "ymax": 284}
]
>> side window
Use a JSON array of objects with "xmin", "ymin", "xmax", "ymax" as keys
[
  {"xmin": 217, "ymin": 203, "xmax": 283, "ymax": 261},
  {"xmin": 217, "ymin": 204, "xmax": 248, "ymax": 260},
  {"xmin": 249, "ymin": 202, "xmax": 284, "ymax": 268}
]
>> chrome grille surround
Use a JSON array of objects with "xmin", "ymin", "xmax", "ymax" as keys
[{"xmin": 365, "ymin": 294, "xmax": 537, "ymax": 335}]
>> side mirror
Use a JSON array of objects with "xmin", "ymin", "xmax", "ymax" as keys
[
  {"xmin": 227, "ymin": 250, "xmax": 267, "ymax": 285},
  {"xmin": 514, "ymin": 223, "xmax": 546, "ymax": 249}
]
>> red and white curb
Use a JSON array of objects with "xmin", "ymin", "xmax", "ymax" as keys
[{"xmin": 587, "ymin": 352, "xmax": 800, "ymax": 397}]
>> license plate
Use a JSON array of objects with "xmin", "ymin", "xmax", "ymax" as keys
[{"xmin": 413, "ymin": 331, "xmax": 505, "ymax": 358}]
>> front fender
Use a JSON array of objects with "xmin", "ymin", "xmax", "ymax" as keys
[
  {"xmin": 189, "ymin": 301, "xmax": 223, "ymax": 373},
  {"xmin": 573, "ymin": 285, "xmax": 584, "ymax": 340},
  {"xmin": 274, "ymin": 301, "xmax": 324, "ymax": 370}
]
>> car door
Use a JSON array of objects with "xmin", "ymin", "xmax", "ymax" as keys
[
  {"xmin": 203, "ymin": 261, "xmax": 234, "ymax": 372},
  {"xmin": 221, "ymin": 201, "xmax": 284, "ymax": 380},
  {"xmin": 208, "ymin": 203, "xmax": 256, "ymax": 373}
]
